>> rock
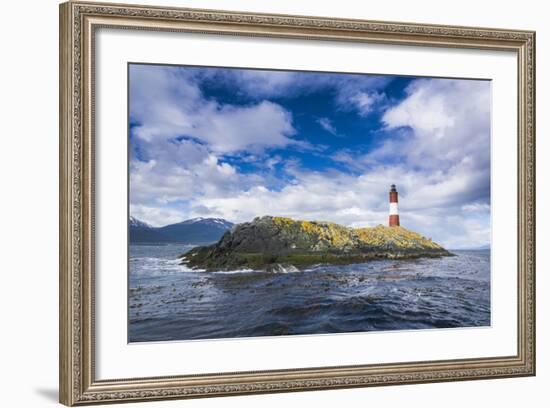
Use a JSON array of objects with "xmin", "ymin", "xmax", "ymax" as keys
[{"xmin": 183, "ymin": 216, "xmax": 452, "ymax": 271}]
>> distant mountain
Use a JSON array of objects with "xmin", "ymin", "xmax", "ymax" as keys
[
  {"xmin": 157, "ymin": 218, "xmax": 234, "ymax": 243},
  {"xmin": 129, "ymin": 216, "xmax": 152, "ymax": 229},
  {"xmin": 129, "ymin": 216, "xmax": 167, "ymax": 243},
  {"xmin": 466, "ymin": 244, "xmax": 491, "ymax": 251},
  {"xmin": 176, "ymin": 217, "xmax": 234, "ymax": 229},
  {"xmin": 129, "ymin": 216, "xmax": 234, "ymax": 244}
]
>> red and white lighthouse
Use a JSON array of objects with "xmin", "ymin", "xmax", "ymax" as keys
[{"xmin": 389, "ymin": 184, "xmax": 400, "ymax": 227}]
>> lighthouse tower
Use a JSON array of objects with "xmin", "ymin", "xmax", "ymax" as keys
[{"xmin": 389, "ymin": 184, "xmax": 400, "ymax": 227}]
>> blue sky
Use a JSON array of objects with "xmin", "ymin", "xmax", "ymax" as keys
[{"xmin": 129, "ymin": 63, "xmax": 491, "ymax": 249}]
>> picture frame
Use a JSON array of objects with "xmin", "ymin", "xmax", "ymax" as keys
[{"xmin": 59, "ymin": 1, "xmax": 536, "ymax": 405}]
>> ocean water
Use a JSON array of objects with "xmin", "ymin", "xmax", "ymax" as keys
[{"xmin": 128, "ymin": 244, "xmax": 490, "ymax": 342}]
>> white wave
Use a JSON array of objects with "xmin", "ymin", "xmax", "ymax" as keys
[
  {"xmin": 132, "ymin": 257, "xmax": 303, "ymax": 276},
  {"xmin": 166, "ymin": 258, "xmax": 184, "ymax": 265},
  {"xmin": 212, "ymin": 264, "xmax": 301, "ymax": 274},
  {"xmin": 178, "ymin": 264, "xmax": 206, "ymax": 273},
  {"xmin": 273, "ymin": 264, "xmax": 300, "ymax": 274},
  {"xmin": 130, "ymin": 255, "xmax": 207, "ymax": 275},
  {"xmin": 211, "ymin": 268, "xmax": 258, "ymax": 274},
  {"xmin": 212, "ymin": 264, "xmax": 302, "ymax": 274},
  {"xmin": 131, "ymin": 257, "xmax": 171, "ymax": 263}
]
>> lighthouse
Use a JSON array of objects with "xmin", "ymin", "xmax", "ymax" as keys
[{"xmin": 389, "ymin": 184, "xmax": 400, "ymax": 227}]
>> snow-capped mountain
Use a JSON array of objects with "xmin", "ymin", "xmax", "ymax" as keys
[
  {"xmin": 129, "ymin": 216, "xmax": 234, "ymax": 244},
  {"xmin": 129, "ymin": 216, "xmax": 152, "ymax": 229},
  {"xmin": 179, "ymin": 217, "xmax": 234, "ymax": 229}
]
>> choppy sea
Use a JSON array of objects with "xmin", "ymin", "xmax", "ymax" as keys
[{"xmin": 128, "ymin": 244, "xmax": 490, "ymax": 342}]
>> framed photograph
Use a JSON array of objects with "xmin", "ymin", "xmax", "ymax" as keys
[{"xmin": 59, "ymin": 1, "xmax": 536, "ymax": 405}]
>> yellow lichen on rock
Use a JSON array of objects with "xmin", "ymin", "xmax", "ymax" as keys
[
  {"xmin": 273, "ymin": 216, "xmax": 442, "ymax": 251},
  {"xmin": 274, "ymin": 217, "xmax": 355, "ymax": 248},
  {"xmin": 355, "ymin": 225, "xmax": 443, "ymax": 250}
]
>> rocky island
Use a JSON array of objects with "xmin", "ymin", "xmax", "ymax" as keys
[{"xmin": 181, "ymin": 216, "xmax": 452, "ymax": 271}]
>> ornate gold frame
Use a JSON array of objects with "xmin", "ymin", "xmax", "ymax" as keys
[{"xmin": 59, "ymin": 1, "xmax": 536, "ymax": 405}]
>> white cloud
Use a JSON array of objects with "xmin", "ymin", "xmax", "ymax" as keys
[
  {"xmin": 190, "ymin": 173, "xmax": 385, "ymax": 228},
  {"xmin": 131, "ymin": 156, "xmax": 490, "ymax": 248},
  {"xmin": 380, "ymin": 79, "xmax": 491, "ymax": 172},
  {"xmin": 348, "ymin": 91, "xmax": 386, "ymax": 116},
  {"xmin": 129, "ymin": 204, "xmax": 187, "ymax": 227},
  {"xmin": 225, "ymin": 70, "xmax": 298, "ymax": 98},
  {"xmin": 182, "ymin": 164, "xmax": 488, "ymax": 248},
  {"xmin": 347, "ymin": 79, "xmax": 492, "ymax": 210},
  {"xmin": 461, "ymin": 202, "xmax": 491, "ymax": 212},
  {"xmin": 129, "ymin": 141, "xmax": 257, "ymax": 207},
  {"xmin": 197, "ymin": 101, "xmax": 296, "ymax": 154},
  {"xmin": 202, "ymin": 67, "xmax": 392, "ymax": 114},
  {"xmin": 130, "ymin": 65, "xmax": 297, "ymax": 154},
  {"xmin": 317, "ymin": 117, "xmax": 338, "ymax": 135},
  {"xmin": 128, "ymin": 65, "xmax": 301, "ymax": 219}
]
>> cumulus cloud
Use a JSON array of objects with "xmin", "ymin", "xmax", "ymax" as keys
[
  {"xmin": 129, "ymin": 140, "xmax": 262, "ymax": 208},
  {"xmin": 198, "ymin": 67, "xmax": 392, "ymax": 111},
  {"xmin": 129, "ymin": 204, "xmax": 187, "ymax": 227},
  {"xmin": 128, "ymin": 64, "xmax": 301, "ymax": 223},
  {"xmin": 185, "ymin": 162, "xmax": 489, "ymax": 248},
  {"xmin": 381, "ymin": 79, "xmax": 491, "ymax": 173},
  {"xmin": 380, "ymin": 79, "xmax": 491, "ymax": 217},
  {"xmin": 188, "ymin": 171, "xmax": 386, "ymax": 228},
  {"xmin": 130, "ymin": 65, "xmax": 298, "ymax": 154}
]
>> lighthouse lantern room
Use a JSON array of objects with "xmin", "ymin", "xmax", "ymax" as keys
[{"xmin": 389, "ymin": 184, "xmax": 400, "ymax": 227}]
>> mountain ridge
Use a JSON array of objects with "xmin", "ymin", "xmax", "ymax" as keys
[
  {"xmin": 129, "ymin": 216, "xmax": 234, "ymax": 244},
  {"xmin": 129, "ymin": 216, "xmax": 152, "ymax": 229}
]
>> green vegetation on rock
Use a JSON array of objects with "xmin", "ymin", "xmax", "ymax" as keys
[{"xmin": 182, "ymin": 216, "xmax": 452, "ymax": 271}]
